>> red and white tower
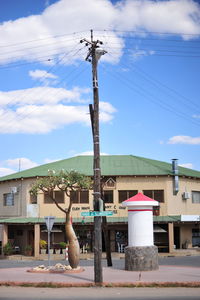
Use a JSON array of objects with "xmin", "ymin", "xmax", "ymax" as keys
[{"xmin": 122, "ymin": 193, "xmax": 159, "ymax": 271}]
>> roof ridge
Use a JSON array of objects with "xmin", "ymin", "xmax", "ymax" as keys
[{"xmin": 130, "ymin": 155, "xmax": 172, "ymax": 174}]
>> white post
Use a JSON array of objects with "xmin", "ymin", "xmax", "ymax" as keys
[{"xmin": 122, "ymin": 193, "xmax": 159, "ymax": 271}]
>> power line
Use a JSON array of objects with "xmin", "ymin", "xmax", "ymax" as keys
[
  {"xmin": 0, "ymin": 30, "xmax": 88, "ymax": 49},
  {"xmin": 100, "ymin": 29, "xmax": 200, "ymax": 37},
  {"xmin": 0, "ymin": 45, "xmax": 88, "ymax": 129},
  {"xmin": 100, "ymin": 59, "xmax": 200, "ymax": 128},
  {"xmin": 107, "ymin": 51, "xmax": 200, "ymax": 114}
]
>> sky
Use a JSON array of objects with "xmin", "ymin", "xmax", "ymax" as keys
[{"xmin": 0, "ymin": 0, "xmax": 200, "ymax": 176}]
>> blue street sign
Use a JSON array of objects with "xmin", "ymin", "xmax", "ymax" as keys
[{"xmin": 81, "ymin": 211, "xmax": 113, "ymax": 217}]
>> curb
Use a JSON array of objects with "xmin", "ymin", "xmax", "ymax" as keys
[{"xmin": 0, "ymin": 281, "xmax": 200, "ymax": 288}]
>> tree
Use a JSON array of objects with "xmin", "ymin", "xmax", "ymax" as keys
[{"xmin": 30, "ymin": 170, "xmax": 91, "ymax": 269}]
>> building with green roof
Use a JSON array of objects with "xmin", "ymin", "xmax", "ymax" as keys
[{"xmin": 0, "ymin": 155, "xmax": 200, "ymax": 257}]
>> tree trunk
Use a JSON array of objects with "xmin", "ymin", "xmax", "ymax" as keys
[{"xmin": 65, "ymin": 213, "xmax": 80, "ymax": 268}]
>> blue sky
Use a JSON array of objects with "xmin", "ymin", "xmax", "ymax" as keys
[{"xmin": 0, "ymin": 0, "xmax": 200, "ymax": 176}]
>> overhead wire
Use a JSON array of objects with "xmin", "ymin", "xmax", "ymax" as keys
[
  {"xmin": 1, "ymin": 29, "xmax": 200, "ymax": 132},
  {"xmin": 0, "ymin": 44, "xmax": 89, "ymax": 130},
  {"xmin": 0, "ymin": 30, "xmax": 88, "ymax": 49},
  {"xmin": 98, "ymin": 29, "xmax": 200, "ymax": 38},
  {"xmin": 100, "ymin": 53, "xmax": 200, "ymax": 127}
]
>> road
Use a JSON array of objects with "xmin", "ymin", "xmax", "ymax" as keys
[
  {"xmin": 0, "ymin": 287, "xmax": 200, "ymax": 300},
  {"xmin": 0, "ymin": 255, "xmax": 200, "ymax": 269}
]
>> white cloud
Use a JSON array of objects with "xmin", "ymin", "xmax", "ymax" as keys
[
  {"xmin": 0, "ymin": 86, "xmax": 90, "ymax": 107},
  {"xmin": 168, "ymin": 135, "xmax": 200, "ymax": 145},
  {"xmin": 0, "ymin": 157, "xmax": 39, "ymax": 176},
  {"xmin": 114, "ymin": 0, "xmax": 200, "ymax": 37},
  {"xmin": 6, "ymin": 158, "xmax": 38, "ymax": 169},
  {"xmin": 100, "ymin": 101, "xmax": 116, "ymax": 114},
  {"xmin": 179, "ymin": 163, "xmax": 193, "ymax": 169},
  {"xmin": 0, "ymin": 100, "xmax": 116, "ymax": 134},
  {"xmin": 0, "ymin": 167, "xmax": 16, "ymax": 177},
  {"xmin": 29, "ymin": 69, "xmax": 58, "ymax": 85},
  {"xmin": 43, "ymin": 158, "xmax": 62, "ymax": 164},
  {"xmin": 0, "ymin": 0, "xmax": 199, "ymax": 65},
  {"xmin": 131, "ymin": 48, "xmax": 155, "ymax": 60}
]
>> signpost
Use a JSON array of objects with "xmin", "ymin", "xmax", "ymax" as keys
[
  {"xmin": 81, "ymin": 211, "xmax": 113, "ymax": 217},
  {"xmin": 44, "ymin": 216, "xmax": 55, "ymax": 268}
]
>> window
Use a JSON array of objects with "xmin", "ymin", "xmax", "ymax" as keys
[
  {"xmin": 30, "ymin": 194, "xmax": 37, "ymax": 204},
  {"xmin": 192, "ymin": 229, "xmax": 200, "ymax": 246},
  {"xmin": 54, "ymin": 191, "xmax": 64, "ymax": 203},
  {"xmin": 3, "ymin": 193, "xmax": 14, "ymax": 206},
  {"xmin": 143, "ymin": 190, "xmax": 164, "ymax": 203},
  {"xmin": 118, "ymin": 190, "xmax": 138, "ymax": 203},
  {"xmin": 70, "ymin": 190, "xmax": 89, "ymax": 204},
  {"xmin": 192, "ymin": 191, "xmax": 200, "ymax": 203},
  {"xmin": 44, "ymin": 191, "xmax": 54, "ymax": 203},
  {"xmin": 44, "ymin": 191, "xmax": 65, "ymax": 204},
  {"xmin": 103, "ymin": 190, "xmax": 113, "ymax": 203}
]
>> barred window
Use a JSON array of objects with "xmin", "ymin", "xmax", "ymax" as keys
[
  {"xmin": 70, "ymin": 190, "xmax": 89, "ymax": 204},
  {"xmin": 118, "ymin": 190, "xmax": 138, "ymax": 203},
  {"xmin": 143, "ymin": 190, "xmax": 164, "ymax": 203},
  {"xmin": 4, "ymin": 193, "xmax": 14, "ymax": 206},
  {"xmin": 30, "ymin": 194, "xmax": 37, "ymax": 204},
  {"xmin": 103, "ymin": 190, "xmax": 113, "ymax": 203},
  {"xmin": 44, "ymin": 191, "xmax": 64, "ymax": 204},
  {"xmin": 192, "ymin": 191, "xmax": 200, "ymax": 204}
]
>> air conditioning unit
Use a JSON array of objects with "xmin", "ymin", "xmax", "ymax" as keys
[
  {"xmin": 10, "ymin": 186, "xmax": 19, "ymax": 194},
  {"xmin": 182, "ymin": 192, "xmax": 190, "ymax": 200}
]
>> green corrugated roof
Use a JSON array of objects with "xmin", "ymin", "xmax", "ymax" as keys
[
  {"xmin": 0, "ymin": 216, "xmax": 181, "ymax": 224},
  {"xmin": 0, "ymin": 155, "xmax": 200, "ymax": 182},
  {"xmin": 0, "ymin": 217, "xmax": 127, "ymax": 224}
]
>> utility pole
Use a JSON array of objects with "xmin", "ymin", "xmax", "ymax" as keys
[{"xmin": 80, "ymin": 30, "xmax": 106, "ymax": 284}]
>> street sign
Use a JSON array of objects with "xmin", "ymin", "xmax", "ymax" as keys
[
  {"xmin": 44, "ymin": 216, "xmax": 55, "ymax": 232},
  {"xmin": 81, "ymin": 211, "xmax": 113, "ymax": 217}
]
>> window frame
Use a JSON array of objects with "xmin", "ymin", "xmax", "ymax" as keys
[
  {"xmin": 3, "ymin": 193, "xmax": 14, "ymax": 206},
  {"xmin": 44, "ymin": 190, "xmax": 65, "ymax": 204},
  {"xmin": 103, "ymin": 190, "xmax": 114, "ymax": 203},
  {"xmin": 143, "ymin": 189, "xmax": 164, "ymax": 203},
  {"xmin": 118, "ymin": 190, "xmax": 138, "ymax": 203},
  {"xmin": 70, "ymin": 190, "xmax": 89, "ymax": 204},
  {"xmin": 192, "ymin": 191, "xmax": 200, "ymax": 204}
]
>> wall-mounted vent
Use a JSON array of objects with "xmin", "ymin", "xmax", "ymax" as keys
[
  {"xmin": 172, "ymin": 159, "xmax": 179, "ymax": 195},
  {"xmin": 10, "ymin": 186, "xmax": 19, "ymax": 194},
  {"xmin": 182, "ymin": 192, "xmax": 190, "ymax": 200}
]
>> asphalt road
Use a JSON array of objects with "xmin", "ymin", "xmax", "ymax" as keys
[
  {"xmin": 0, "ymin": 255, "xmax": 200, "ymax": 269},
  {"xmin": 0, "ymin": 287, "xmax": 200, "ymax": 300}
]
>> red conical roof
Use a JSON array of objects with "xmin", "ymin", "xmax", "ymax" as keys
[
  {"xmin": 124, "ymin": 192, "xmax": 157, "ymax": 202},
  {"xmin": 122, "ymin": 192, "xmax": 159, "ymax": 207}
]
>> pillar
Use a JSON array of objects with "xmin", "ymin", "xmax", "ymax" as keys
[
  {"xmin": 168, "ymin": 222, "xmax": 174, "ymax": 253},
  {"xmin": 34, "ymin": 224, "xmax": 40, "ymax": 258},
  {"xmin": 122, "ymin": 193, "xmax": 159, "ymax": 271}
]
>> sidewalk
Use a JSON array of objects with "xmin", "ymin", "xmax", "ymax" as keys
[
  {"xmin": 0, "ymin": 252, "xmax": 200, "ymax": 287},
  {"xmin": 0, "ymin": 264, "xmax": 200, "ymax": 287}
]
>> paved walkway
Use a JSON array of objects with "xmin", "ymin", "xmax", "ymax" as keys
[
  {"xmin": 0, "ymin": 264, "xmax": 200, "ymax": 287},
  {"xmin": 1, "ymin": 250, "xmax": 200, "ymax": 287}
]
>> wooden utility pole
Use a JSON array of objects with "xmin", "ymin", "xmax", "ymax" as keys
[{"xmin": 80, "ymin": 30, "xmax": 107, "ymax": 284}]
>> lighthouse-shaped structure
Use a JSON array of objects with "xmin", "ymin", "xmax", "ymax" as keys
[{"xmin": 122, "ymin": 193, "xmax": 159, "ymax": 271}]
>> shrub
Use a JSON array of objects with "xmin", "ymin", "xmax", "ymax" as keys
[
  {"xmin": 59, "ymin": 242, "xmax": 67, "ymax": 249},
  {"xmin": 3, "ymin": 242, "xmax": 13, "ymax": 255},
  {"xmin": 40, "ymin": 240, "xmax": 47, "ymax": 249}
]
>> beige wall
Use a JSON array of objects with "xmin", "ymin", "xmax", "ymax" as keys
[
  {"xmin": 180, "ymin": 224, "xmax": 194, "ymax": 248},
  {"xmin": 167, "ymin": 177, "xmax": 200, "ymax": 215},
  {"xmin": 1, "ymin": 175, "xmax": 200, "ymax": 219}
]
